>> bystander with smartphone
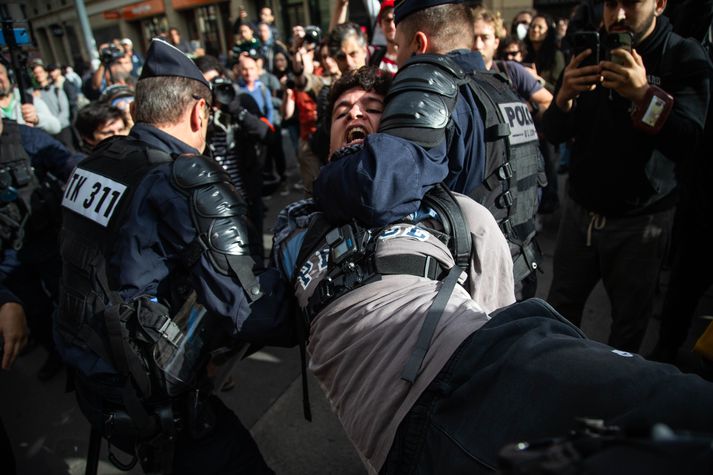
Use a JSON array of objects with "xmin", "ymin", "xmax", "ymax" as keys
[{"xmin": 541, "ymin": 0, "xmax": 710, "ymax": 353}]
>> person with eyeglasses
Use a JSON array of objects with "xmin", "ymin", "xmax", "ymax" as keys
[{"xmin": 498, "ymin": 36, "xmax": 528, "ymax": 63}]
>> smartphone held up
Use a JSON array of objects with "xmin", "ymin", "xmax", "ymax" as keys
[
  {"xmin": 572, "ymin": 31, "xmax": 600, "ymax": 67},
  {"xmin": 605, "ymin": 32, "xmax": 634, "ymax": 65},
  {"xmin": 572, "ymin": 31, "xmax": 634, "ymax": 67}
]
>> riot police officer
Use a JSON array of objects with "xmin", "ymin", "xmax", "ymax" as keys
[
  {"xmin": 313, "ymin": 0, "xmax": 545, "ymax": 299},
  {"xmin": 0, "ymin": 113, "xmax": 77, "ymax": 381},
  {"xmin": 55, "ymin": 39, "xmax": 292, "ymax": 474}
]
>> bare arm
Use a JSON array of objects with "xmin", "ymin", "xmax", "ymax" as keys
[
  {"xmin": 0, "ymin": 302, "xmax": 28, "ymax": 370},
  {"xmin": 529, "ymin": 87, "xmax": 552, "ymax": 121},
  {"xmin": 329, "ymin": 0, "xmax": 349, "ymax": 33}
]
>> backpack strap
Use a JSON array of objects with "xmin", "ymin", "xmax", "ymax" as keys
[
  {"xmin": 421, "ymin": 184, "xmax": 472, "ymax": 273},
  {"xmin": 400, "ymin": 264, "xmax": 462, "ymax": 383}
]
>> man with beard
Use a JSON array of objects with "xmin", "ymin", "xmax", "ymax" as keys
[{"xmin": 542, "ymin": 0, "xmax": 710, "ymax": 353}]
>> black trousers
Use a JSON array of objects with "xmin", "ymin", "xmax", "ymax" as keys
[
  {"xmin": 74, "ymin": 373, "xmax": 273, "ymax": 475},
  {"xmin": 382, "ymin": 299, "xmax": 713, "ymax": 474},
  {"xmin": 655, "ymin": 202, "xmax": 713, "ymax": 356},
  {"xmin": 0, "ymin": 418, "xmax": 16, "ymax": 475}
]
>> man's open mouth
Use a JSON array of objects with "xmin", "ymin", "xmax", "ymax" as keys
[{"xmin": 345, "ymin": 125, "xmax": 368, "ymax": 146}]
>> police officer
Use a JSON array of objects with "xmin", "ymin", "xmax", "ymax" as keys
[
  {"xmin": 55, "ymin": 39, "xmax": 291, "ymax": 474},
  {"xmin": 312, "ymin": 0, "xmax": 544, "ymax": 299},
  {"xmin": 0, "ymin": 113, "xmax": 77, "ymax": 381}
]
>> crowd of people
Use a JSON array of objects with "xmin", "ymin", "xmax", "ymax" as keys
[{"xmin": 1, "ymin": 0, "xmax": 713, "ymax": 473}]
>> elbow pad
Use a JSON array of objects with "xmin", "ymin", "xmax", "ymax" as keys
[{"xmin": 172, "ymin": 154, "xmax": 263, "ymax": 300}]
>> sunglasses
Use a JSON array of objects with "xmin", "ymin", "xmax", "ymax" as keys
[{"xmin": 504, "ymin": 50, "xmax": 521, "ymax": 57}]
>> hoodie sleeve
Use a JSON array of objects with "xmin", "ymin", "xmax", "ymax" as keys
[{"xmin": 32, "ymin": 96, "xmax": 62, "ymax": 135}]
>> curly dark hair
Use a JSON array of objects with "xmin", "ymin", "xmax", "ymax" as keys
[
  {"xmin": 327, "ymin": 66, "xmax": 392, "ymax": 122},
  {"xmin": 523, "ymin": 14, "xmax": 559, "ymax": 72}
]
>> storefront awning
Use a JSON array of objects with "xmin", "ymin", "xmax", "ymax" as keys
[
  {"xmin": 122, "ymin": 0, "xmax": 165, "ymax": 20},
  {"xmin": 171, "ymin": 0, "xmax": 224, "ymax": 11}
]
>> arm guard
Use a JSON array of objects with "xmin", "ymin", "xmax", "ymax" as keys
[
  {"xmin": 379, "ymin": 54, "xmax": 464, "ymax": 148},
  {"xmin": 171, "ymin": 154, "xmax": 263, "ymax": 301}
]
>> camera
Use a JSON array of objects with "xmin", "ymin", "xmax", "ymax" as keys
[
  {"xmin": 303, "ymin": 26, "xmax": 321, "ymax": 46},
  {"xmin": 100, "ymin": 45, "xmax": 125, "ymax": 65},
  {"xmin": 211, "ymin": 77, "xmax": 236, "ymax": 110}
]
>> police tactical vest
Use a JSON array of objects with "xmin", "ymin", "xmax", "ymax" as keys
[
  {"xmin": 58, "ymin": 135, "xmax": 262, "ymax": 394},
  {"xmin": 381, "ymin": 54, "xmax": 545, "ymax": 282},
  {"xmin": 0, "ymin": 120, "xmax": 37, "ymax": 252},
  {"xmin": 461, "ymin": 67, "xmax": 546, "ymax": 282},
  {"xmin": 57, "ymin": 136, "xmax": 175, "ymax": 384}
]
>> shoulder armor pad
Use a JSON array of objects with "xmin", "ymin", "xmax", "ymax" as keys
[
  {"xmin": 386, "ymin": 62, "xmax": 460, "ymax": 100},
  {"xmin": 208, "ymin": 216, "xmax": 251, "ymax": 254},
  {"xmin": 399, "ymin": 54, "xmax": 465, "ymax": 80},
  {"xmin": 379, "ymin": 56, "xmax": 462, "ymax": 146},
  {"xmin": 175, "ymin": 156, "xmax": 262, "ymax": 299},
  {"xmin": 193, "ymin": 182, "xmax": 247, "ymax": 219},
  {"xmin": 172, "ymin": 154, "xmax": 230, "ymax": 190}
]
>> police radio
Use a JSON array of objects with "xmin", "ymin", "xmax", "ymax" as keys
[
  {"xmin": 326, "ymin": 225, "xmax": 359, "ymax": 265},
  {"xmin": 325, "ymin": 224, "xmax": 371, "ymax": 265}
]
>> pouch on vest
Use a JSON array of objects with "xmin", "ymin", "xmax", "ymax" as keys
[{"xmin": 151, "ymin": 292, "xmax": 212, "ymax": 397}]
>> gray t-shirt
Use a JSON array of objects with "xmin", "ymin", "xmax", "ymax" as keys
[{"xmin": 277, "ymin": 194, "xmax": 515, "ymax": 472}]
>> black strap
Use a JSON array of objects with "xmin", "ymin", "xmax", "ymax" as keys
[
  {"xmin": 422, "ymin": 184, "xmax": 472, "ymax": 272},
  {"xmin": 298, "ymin": 309, "xmax": 312, "ymax": 421},
  {"xmin": 375, "ymin": 254, "xmax": 440, "ymax": 280},
  {"xmin": 401, "ymin": 265, "xmax": 463, "ymax": 384},
  {"xmin": 512, "ymin": 239, "xmax": 541, "ymax": 282},
  {"xmin": 226, "ymin": 254, "xmax": 264, "ymax": 301},
  {"xmin": 104, "ymin": 302, "xmax": 158, "ymax": 438}
]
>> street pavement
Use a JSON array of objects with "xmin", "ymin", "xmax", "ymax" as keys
[{"xmin": 2, "ymin": 173, "xmax": 711, "ymax": 475}]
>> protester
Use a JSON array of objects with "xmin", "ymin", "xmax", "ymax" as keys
[
  {"xmin": 73, "ymin": 101, "xmax": 129, "ymax": 153},
  {"xmin": 0, "ymin": 60, "xmax": 61, "ymax": 135},
  {"xmin": 542, "ymin": 0, "xmax": 710, "ymax": 352},
  {"xmin": 31, "ymin": 61, "xmax": 74, "ymax": 148},
  {"xmin": 276, "ymin": 66, "xmax": 713, "ymax": 474}
]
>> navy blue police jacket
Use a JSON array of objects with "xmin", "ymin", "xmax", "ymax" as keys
[
  {"xmin": 313, "ymin": 50, "xmax": 487, "ymax": 226},
  {"xmin": 19, "ymin": 124, "xmax": 81, "ymax": 180},
  {"xmin": 56, "ymin": 123, "xmax": 292, "ymax": 377}
]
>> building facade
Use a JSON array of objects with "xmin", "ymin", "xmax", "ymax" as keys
[{"xmin": 15, "ymin": 0, "xmax": 555, "ymax": 73}]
